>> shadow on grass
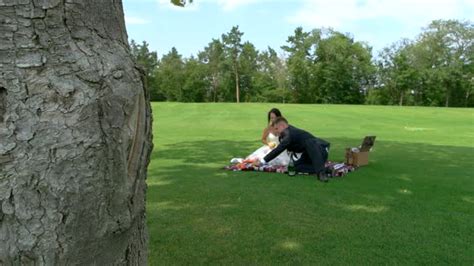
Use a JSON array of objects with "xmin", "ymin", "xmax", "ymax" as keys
[
  {"xmin": 146, "ymin": 138, "xmax": 474, "ymax": 265},
  {"xmin": 150, "ymin": 137, "xmax": 474, "ymax": 178},
  {"xmin": 148, "ymin": 137, "xmax": 474, "ymax": 214}
]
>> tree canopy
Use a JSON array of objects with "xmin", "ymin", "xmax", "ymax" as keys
[{"xmin": 131, "ymin": 19, "xmax": 473, "ymax": 107}]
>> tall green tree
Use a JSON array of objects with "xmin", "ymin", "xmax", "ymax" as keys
[
  {"xmin": 376, "ymin": 19, "xmax": 473, "ymax": 107},
  {"xmin": 377, "ymin": 39, "xmax": 422, "ymax": 106},
  {"xmin": 182, "ymin": 56, "xmax": 209, "ymax": 102},
  {"xmin": 222, "ymin": 26, "xmax": 244, "ymax": 103},
  {"xmin": 239, "ymin": 41, "xmax": 259, "ymax": 101},
  {"xmin": 314, "ymin": 30, "xmax": 375, "ymax": 104},
  {"xmin": 130, "ymin": 40, "xmax": 161, "ymax": 100},
  {"xmin": 283, "ymin": 28, "xmax": 374, "ymax": 104},
  {"xmin": 416, "ymin": 20, "xmax": 473, "ymax": 107},
  {"xmin": 282, "ymin": 27, "xmax": 318, "ymax": 103},
  {"xmin": 255, "ymin": 47, "xmax": 291, "ymax": 102},
  {"xmin": 156, "ymin": 47, "xmax": 185, "ymax": 101},
  {"xmin": 198, "ymin": 39, "xmax": 225, "ymax": 102}
]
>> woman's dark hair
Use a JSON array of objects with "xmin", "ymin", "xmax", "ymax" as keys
[
  {"xmin": 272, "ymin": 116, "xmax": 288, "ymax": 126},
  {"xmin": 267, "ymin": 108, "xmax": 282, "ymax": 122}
]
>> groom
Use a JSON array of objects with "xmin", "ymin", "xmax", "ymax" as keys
[{"xmin": 255, "ymin": 117, "xmax": 331, "ymax": 182}]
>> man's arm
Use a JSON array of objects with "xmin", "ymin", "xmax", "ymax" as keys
[{"xmin": 261, "ymin": 130, "xmax": 291, "ymax": 163}]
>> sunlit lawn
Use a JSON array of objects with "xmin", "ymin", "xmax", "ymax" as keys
[{"xmin": 147, "ymin": 102, "xmax": 474, "ymax": 265}]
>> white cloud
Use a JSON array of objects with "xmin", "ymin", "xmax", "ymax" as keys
[
  {"xmin": 215, "ymin": 0, "xmax": 259, "ymax": 11},
  {"xmin": 125, "ymin": 16, "xmax": 150, "ymax": 25},
  {"xmin": 287, "ymin": 0, "xmax": 473, "ymax": 29},
  {"xmin": 286, "ymin": 0, "xmax": 473, "ymax": 53}
]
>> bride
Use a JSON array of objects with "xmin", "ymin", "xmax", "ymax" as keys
[{"xmin": 231, "ymin": 108, "xmax": 291, "ymax": 166}]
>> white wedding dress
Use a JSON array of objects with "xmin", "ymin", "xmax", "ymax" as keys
[{"xmin": 243, "ymin": 132, "xmax": 291, "ymax": 166}]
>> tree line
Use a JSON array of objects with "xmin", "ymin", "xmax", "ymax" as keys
[{"xmin": 131, "ymin": 19, "xmax": 473, "ymax": 107}]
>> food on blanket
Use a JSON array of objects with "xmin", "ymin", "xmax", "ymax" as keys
[
  {"xmin": 268, "ymin": 142, "xmax": 277, "ymax": 149},
  {"xmin": 237, "ymin": 163, "xmax": 247, "ymax": 170},
  {"xmin": 224, "ymin": 161, "xmax": 356, "ymax": 177}
]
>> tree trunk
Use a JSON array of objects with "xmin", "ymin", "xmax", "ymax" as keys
[
  {"xmin": 0, "ymin": 0, "xmax": 152, "ymax": 264},
  {"xmin": 445, "ymin": 88, "xmax": 450, "ymax": 107},
  {"xmin": 234, "ymin": 67, "xmax": 240, "ymax": 103},
  {"xmin": 399, "ymin": 90, "xmax": 404, "ymax": 106},
  {"xmin": 212, "ymin": 74, "xmax": 218, "ymax": 102},
  {"xmin": 465, "ymin": 89, "xmax": 471, "ymax": 107},
  {"xmin": 445, "ymin": 80, "xmax": 450, "ymax": 107}
]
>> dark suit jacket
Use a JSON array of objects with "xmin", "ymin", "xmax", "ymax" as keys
[{"xmin": 263, "ymin": 125, "xmax": 329, "ymax": 163}]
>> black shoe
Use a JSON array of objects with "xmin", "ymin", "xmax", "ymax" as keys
[
  {"xmin": 325, "ymin": 167, "xmax": 333, "ymax": 178},
  {"xmin": 317, "ymin": 171, "xmax": 329, "ymax": 182}
]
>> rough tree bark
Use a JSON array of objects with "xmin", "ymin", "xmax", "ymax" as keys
[{"xmin": 0, "ymin": 0, "xmax": 152, "ymax": 264}]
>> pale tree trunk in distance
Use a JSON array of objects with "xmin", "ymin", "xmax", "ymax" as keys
[
  {"xmin": 212, "ymin": 74, "xmax": 218, "ymax": 102},
  {"xmin": 466, "ymin": 88, "xmax": 471, "ymax": 107},
  {"xmin": 445, "ymin": 87, "xmax": 450, "ymax": 107},
  {"xmin": 0, "ymin": 0, "xmax": 152, "ymax": 264},
  {"xmin": 445, "ymin": 80, "xmax": 451, "ymax": 107},
  {"xmin": 234, "ymin": 67, "xmax": 240, "ymax": 103}
]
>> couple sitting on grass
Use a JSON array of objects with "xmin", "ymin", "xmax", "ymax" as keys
[{"xmin": 233, "ymin": 108, "xmax": 332, "ymax": 182}]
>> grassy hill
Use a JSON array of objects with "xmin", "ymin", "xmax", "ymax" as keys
[{"xmin": 147, "ymin": 102, "xmax": 474, "ymax": 264}]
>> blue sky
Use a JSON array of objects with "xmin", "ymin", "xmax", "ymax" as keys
[{"xmin": 123, "ymin": 0, "xmax": 473, "ymax": 58}]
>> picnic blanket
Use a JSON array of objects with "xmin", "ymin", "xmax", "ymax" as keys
[{"xmin": 224, "ymin": 160, "xmax": 356, "ymax": 177}]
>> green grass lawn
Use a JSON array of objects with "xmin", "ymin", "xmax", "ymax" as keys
[{"xmin": 147, "ymin": 102, "xmax": 474, "ymax": 265}]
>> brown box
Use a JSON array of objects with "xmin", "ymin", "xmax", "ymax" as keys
[{"xmin": 345, "ymin": 136, "xmax": 376, "ymax": 167}]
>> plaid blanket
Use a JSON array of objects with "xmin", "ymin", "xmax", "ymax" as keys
[{"xmin": 224, "ymin": 161, "xmax": 356, "ymax": 177}]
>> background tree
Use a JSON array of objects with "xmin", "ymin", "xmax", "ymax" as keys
[
  {"xmin": 283, "ymin": 28, "xmax": 374, "ymax": 104},
  {"xmin": 130, "ymin": 40, "xmax": 161, "ymax": 100},
  {"xmin": 255, "ymin": 47, "xmax": 291, "ymax": 102},
  {"xmin": 313, "ymin": 30, "xmax": 375, "ymax": 104},
  {"xmin": 415, "ymin": 20, "xmax": 473, "ymax": 107},
  {"xmin": 375, "ymin": 20, "xmax": 473, "ymax": 107},
  {"xmin": 0, "ymin": 0, "xmax": 151, "ymax": 264},
  {"xmin": 155, "ymin": 47, "xmax": 185, "ymax": 101},
  {"xmin": 239, "ymin": 41, "xmax": 259, "ymax": 101},
  {"xmin": 377, "ymin": 40, "xmax": 422, "ymax": 106},
  {"xmin": 182, "ymin": 56, "xmax": 209, "ymax": 102},
  {"xmin": 222, "ymin": 26, "xmax": 244, "ymax": 103},
  {"xmin": 198, "ymin": 39, "xmax": 225, "ymax": 102},
  {"xmin": 130, "ymin": 16, "xmax": 471, "ymax": 106},
  {"xmin": 282, "ymin": 27, "xmax": 316, "ymax": 103}
]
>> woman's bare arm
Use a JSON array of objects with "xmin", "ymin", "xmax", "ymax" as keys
[{"xmin": 261, "ymin": 126, "xmax": 270, "ymax": 145}]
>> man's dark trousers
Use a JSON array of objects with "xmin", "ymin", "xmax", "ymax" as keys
[{"xmin": 294, "ymin": 138, "xmax": 329, "ymax": 174}]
